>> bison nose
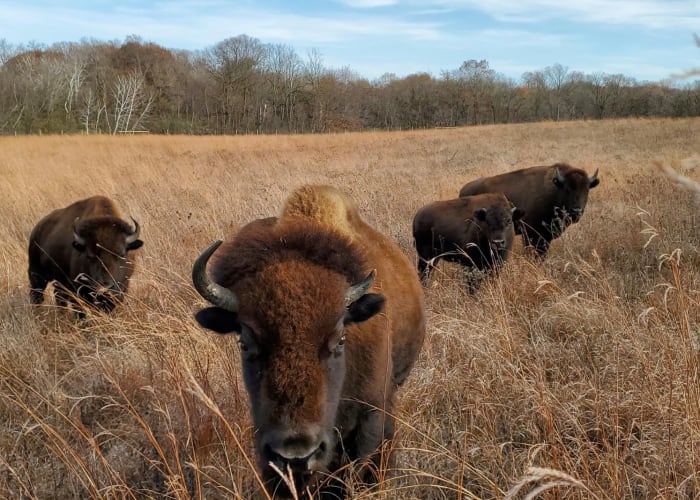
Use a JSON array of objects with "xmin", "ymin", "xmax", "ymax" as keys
[
  {"xmin": 490, "ymin": 239, "xmax": 506, "ymax": 250},
  {"xmin": 261, "ymin": 427, "xmax": 328, "ymax": 472}
]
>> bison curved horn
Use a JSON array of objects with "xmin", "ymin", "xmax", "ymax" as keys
[
  {"xmin": 590, "ymin": 168, "xmax": 599, "ymax": 183},
  {"xmin": 344, "ymin": 269, "xmax": 376, "ymax": 306},
  {"xmin": 554, "ymin": 166, "xmax": 565, "ymax": 185},
  {"xmin": 125, "ymin": 217, "xmax": 140, "ymax": 245},
  {"xmin": 72, "ymin": 217, "xmax": 86, "ymax": 247},
  {"xmin": 192, "ymin": 240, "xmax": 239, "ymax": 313}
]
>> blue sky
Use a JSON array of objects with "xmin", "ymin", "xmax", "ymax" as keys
[{"xmin": 1, "ymin": 0, "xmax": 698, "ymax": 83}]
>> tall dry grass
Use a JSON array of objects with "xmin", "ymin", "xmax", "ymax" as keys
[{"xmin": 0, "ymin": 117, "xmax": 698, "ymax": 499}]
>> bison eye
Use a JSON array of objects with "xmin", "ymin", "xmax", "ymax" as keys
[{"xmin": 334, "ymin": 334, "xmax": 347, "ymax": 356}]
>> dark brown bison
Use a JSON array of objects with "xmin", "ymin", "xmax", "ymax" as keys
[
  {"xmin": 28, "ymin": 196, "xmax": 143, "ymax": 311},
  {"xmin": 458, "ymin": 163, "xmax": 599, "ymax": 257},
  {"xmin": 413, "ymin": 193, "xmax": 525, "ymax": 285},
  {"xmin": 192, "ymin": 185, "xmax": 426, "ymax": 498}
]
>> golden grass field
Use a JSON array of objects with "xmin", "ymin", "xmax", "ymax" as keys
[{"xmin": 1, "ymin": 117, "xmax": 699, "ymax": 499}]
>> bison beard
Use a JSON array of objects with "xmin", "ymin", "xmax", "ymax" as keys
[{"xmin": 192, "ymin": 185, "xmax": 425, "ymax": 498}]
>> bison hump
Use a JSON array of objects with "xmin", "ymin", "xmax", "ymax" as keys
[{"xmin": 280, "ymin": 185, "xmax": 358, "ymax": 238}]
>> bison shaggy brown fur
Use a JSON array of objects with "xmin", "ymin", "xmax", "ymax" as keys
[
  {"xmin": 28, "ymin": 196, "xmax": 143, "ymax": 312},
  {"xmin": 413, "ymin": 193, "xmax": 524, "ymax": 286},
  {"xmin": 459, "ymin": 163, "xmax": 599, "ymax": 257},
  {"xmin": 192, "ymin": 185, "xmax": 426, "ymax": 498}
]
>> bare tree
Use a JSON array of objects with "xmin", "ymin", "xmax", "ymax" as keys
[
  {"xmin": 263, "ymin": 44, "xmax": 303, "ymax": 131},
  {"xmin": 0, "ymin": 39, "xmax": 20, "ymax": 67},
  {"xmin": 544, "ymin": 63, "xmax": 569, "ymax": 120},
  {"xmin": 111, "ymin": 70, "xmax": 154, "ymax": 133},
  {"xmin": 206, "ymin": 35, "xmax": 265, "ymax": 133},
  {"xmin": 455, "ymin": 60, "xmax": 496, "ymax": 125}
]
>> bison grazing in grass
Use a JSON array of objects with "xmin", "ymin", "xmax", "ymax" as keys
[
  {"xmin": 28, "ymin": 196, "xmax": 143, "ymax": 312},
  {"xmin": 413, "ymin": 193, "xmax": 525, "ymax": 286},
  {"xmin": 192, "ymin": 185, "xmax": 426, "ymax": 498},
  {"xmin": 459, "ymin": 163, "xmax": 599, "ymax": 257}
]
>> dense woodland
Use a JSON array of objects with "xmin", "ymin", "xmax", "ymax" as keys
[{"xmin": 1, "ymin": 34, "xmax": 699, "ymax": 135}]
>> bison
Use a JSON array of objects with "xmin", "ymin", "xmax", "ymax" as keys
[
  {"xmin": 192, "ymin": 185, "xmax": 426, "ymax": 498},
  {"xmin": 28, "ymin": 196, "xmax": 143, "ymax": 312},
  {"xmin": 413, "ymin": 193, "xmax": 525, "ymax": 286},
  {"xmin": 458, "ymin": 163, "xmax": 599, "ymax": 257}
]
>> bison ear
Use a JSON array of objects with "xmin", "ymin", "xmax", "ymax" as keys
[
  {"xmin": 127, "ymin": 239, "xmax": 144, "ymax": 251},
  {"xmin": 474, "ymin": 208, "xmax": 487, "ymax": 221},
  {"xmin": 512, "ymin": 207, "xmax": 526, "ymax": 222},
  {"xmin": 195, "ymin": 307, "xmax": 241, "ymax": 334},
  {"xmin": 345, "ymin": 293, "xmax": 385, "ymax": 325}
]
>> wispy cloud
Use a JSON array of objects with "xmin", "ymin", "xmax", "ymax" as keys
[
  {"xmin": 0, "ymin": 3, "xmax": 444, "ymax": 47},
  {"xmin": 432, "ymin": 0, "xmax": 700, "ymax": 29}
]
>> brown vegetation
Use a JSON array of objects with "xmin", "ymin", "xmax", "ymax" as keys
[{"xmin": 1, "ymin": 117, "xmax": 699, "ymax": 498}]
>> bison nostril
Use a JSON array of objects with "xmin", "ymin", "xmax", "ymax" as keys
[{"xmin": 263, "ymin": 434, "xmax": 327, "ymax": 472}]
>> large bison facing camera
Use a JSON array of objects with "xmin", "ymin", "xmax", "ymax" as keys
[{"xmin": 192, "ymin": 185, "xmax": 426, "ymax": 498}]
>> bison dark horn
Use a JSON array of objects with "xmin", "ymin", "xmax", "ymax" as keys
[
  {"xmin": 125, "ymin": 217, "xmax": 140, "ymax": 245},
  {"xmin": 72, "ymin": 217, "xmax": 86, "ymax": 247},
  {"xmin": 344, "ymin": 269, "xmax": 376, "ymax": 306},
  {"xmin": 590, "ymin": 168, "xmax": 599, "ymax": 182},
  {"xmin": 192, "ymin": 240, "xmax": 239, "ymax": 313}
]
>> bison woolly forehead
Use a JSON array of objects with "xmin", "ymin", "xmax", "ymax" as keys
[
  {"xmin": 74, "ymin": 216, "xmax": 140, "ymax": 252},
  {"xmin": 211, "ymin": 217, "xmax": 369, "ymax": 292}
]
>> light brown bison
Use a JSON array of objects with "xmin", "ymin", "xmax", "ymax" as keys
[
  {"xmin": 28, "ymin": 196, "xmax": 143, "ymax": 311},
  {"xmin": 192, "ymin": 185, "xmax": 426, "ymax": 498},
  {"xmin": 458, "ymin": 163, "xmax": 599, "ymax": 257},
  {"xmin": 413, "ymin": 193, "xmax": 525, "ymax": 286}
]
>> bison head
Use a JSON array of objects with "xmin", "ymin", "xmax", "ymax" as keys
[
  {"xmin": 551, "ymin": 166, "xmax": 599, "ymax": 224},
  {"xmin": 192, "ymin": 240, "xmax": 385, "ymax": 496},
  {"xmin": 72, "ymin": 216, "xmax": 142, "ymax": 310},
  {"xmin": 473, "ymin": 203, "xmax": 525, "ymax": 257}
]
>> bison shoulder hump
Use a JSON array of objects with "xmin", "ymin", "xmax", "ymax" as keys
[{"xmin": 280, "ymin": 185, "xmax": 358, "ymax": 237}]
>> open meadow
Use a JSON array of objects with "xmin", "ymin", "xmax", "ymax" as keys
[{"xmin": 1, "ymin": 117, "xmax": 699, "ymax": 499}]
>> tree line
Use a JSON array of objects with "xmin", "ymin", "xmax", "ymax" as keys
[{"xmin": 1, "ymin": 34, "xmax": 698, "ymax": 135}]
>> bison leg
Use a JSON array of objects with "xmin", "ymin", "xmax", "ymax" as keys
[
  {"xmin": 351, "ymin": 407, "xmax": 396, "ymax": 485},
  {"xmin": 533, "ymin": 239, "xmax": 550, "ymax": 258},
  {"xmin": 53, "ymin": 283, "xmax": 81, "ymax": 311},
  {"xmin": 28, "ymin": 272, "xmax": 49, "ymax": 304},
  {"xmin": 417, "ymin": 257, "xmax": 433, "ymax": 285},
  {"xmin": 465, "ymin": 272, "xmax": 482, "ymax": 294},
  {"xmin": 521, "ymin": 229, "xmax": 550, "ymax": 259}
]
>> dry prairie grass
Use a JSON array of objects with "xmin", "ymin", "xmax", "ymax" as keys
[{"xmin": 0, "ymin": 117, "xmax": 699, "ymax": 499}]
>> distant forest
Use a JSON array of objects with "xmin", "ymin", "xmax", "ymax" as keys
[{"xmin": 1, "ymin": 34, "xmax": 699, "ymax": 135}]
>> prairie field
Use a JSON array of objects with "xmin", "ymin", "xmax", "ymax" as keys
[{"xmin": 1, "ymin": 117, "xmax": 699, "ymax": 499}]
